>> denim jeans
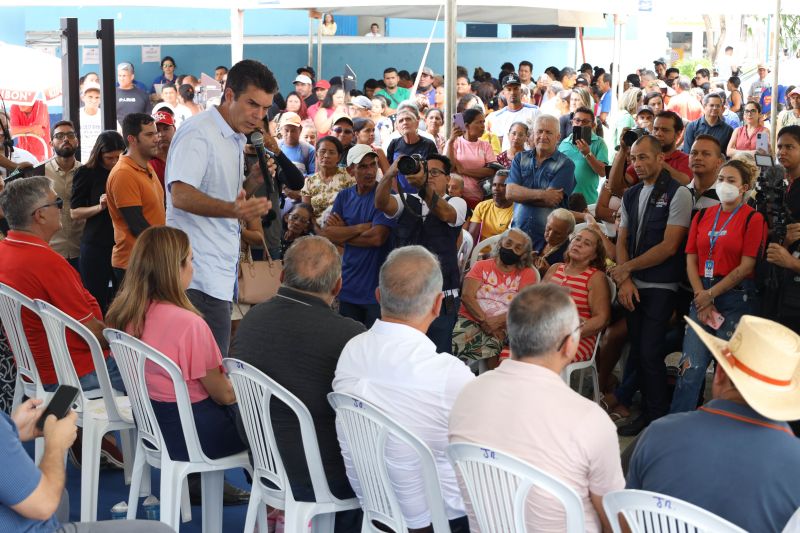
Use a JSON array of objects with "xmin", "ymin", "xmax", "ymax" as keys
[
  {"xmin": 43, "ymin": 356, "xmax": 127, "ymax": 394},
  {"xmin": 427, "ymin": 296, "xmax": 460, "ymax": 354},
  {"xmin": 670, "ymin": 279, "xmax": 756, "ymax": 414}
]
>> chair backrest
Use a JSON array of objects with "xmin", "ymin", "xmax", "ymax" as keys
[
  {"xmin": 104, "ymin": 328, "xmax": 206, "ymax": 463},
  {"xmin": 603, "ymin": 490, "xmax": 747, "ymax": 533},
  {"xmin": 223, "ymin": 357, "xmax": 349, "ymax": 506},
  {"xmin": 458, "ymin": 230, "xmax": 474, "ymax": 280},
  {"xmin": 0, "ymin": 283, "xmax": 44, "ymax": 396},
  {"xmin": 469, "ymin": 234, "xmax": 503, "ymax": 269},
  {"xmin": 35, "ymin": 300, "xmax": 128, "ymax": 424},
  {"xmin": 221, "ymin": 358, "xmax": 289, "ymax": 503},
  {"xmin": 447, "ymin": 442, "xmax": 585, "ymax": 533},
  {"xmin": 328, "ymin": 391, "xmax": 451, "ymax": 532}
]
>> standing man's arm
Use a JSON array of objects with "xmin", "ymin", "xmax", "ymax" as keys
[
  {"xmin": 682, "ymin": 121, "xmax": 696, "ymax": 154},
  {"xmin": 505, "ymin": 153, "xmax": 565, "ymax": 207}
]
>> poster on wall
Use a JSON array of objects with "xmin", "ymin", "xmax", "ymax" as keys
[
  {"xmin": 142, "ymin": 45, "xmax": 161, "ymax": 63},
  {"xmin": 82, "ymin": 47, "xmax": 99, "ymax": 65}
]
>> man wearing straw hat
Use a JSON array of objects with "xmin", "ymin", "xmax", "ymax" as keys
[{"xmin": 626, "ymin": 315, "xmax": 800, "ymax": 532}]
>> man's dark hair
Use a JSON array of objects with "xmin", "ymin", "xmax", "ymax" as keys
[
  {"xmin": 601, "ymin": 72, "xmax": 612, "ymax": 85},
  {"xmin": 544, "ymin": 66, "xmax": 560, "ymax": 79},
  {"xmin": 398, "ymin": 70, "xmax": 411, "ymax": 81},
  {"xmin": 693, "ymin": 134, "xmax": 722, "ymax": 155},
  {"xmin": 519, "ymin": 60, "xmax": 533, "ymax": 71},
  {"xmin": 560, "ymin": 67, "xmax": 577, "ymax": 80},
  {"xmin": 696, "ymin": 68, "xmax": 710, "ymax": 79},
  {"xmin": 665, "ymin": 67, "xmax": 679, "ymax": 77},
  {"xmin": 363, "ymin": 78, "xmax": 380, "ymax": 92},
  {"xmin": 626, "ymin": 73, "xmax": 641, "ymax": 88},
  {"xmin": 161, "ymin": 82, "xmax": 176, "ymax": 92},
  {"xmin": 655, "ymin": 110, "xmax": 684, "ymax": 134},
  {"xmin": 51, "ymin": 120, "xmax": 75, "ymax": 138},
  {"xmin": 568, "ymin": 192, "xmax": 588, "ymax": 213},
  {"xmin": 383, "ymin": 67, "xmax": 398, "ymax": 76},
  {"xmin": 427, "ymin": 153, "xmax": 452, "ymax": 175},
  {"xmin": 778, "ymin": 125, "xmax": 800, "ymax": 145},
  {"xmin": 501, "ymin": 62, "xmax": 515, "ymax": 72},
  {"xmin": 574, "ymin": 106, "xmax": 594, "ymax": 119},
  {"xmin": 215, "ymin": 65, "xmax": 229, "ymax": 73},
  {"xmin": 725, "ymin": 46, "xmax": 734, "ymax": 52},
  {"xmin": 122, "ymin": 113, "xmax": 155, "ymax": 145},
  {"xmin": 224, "ymin": 59, "xmax": 277, "ymax": 98}
]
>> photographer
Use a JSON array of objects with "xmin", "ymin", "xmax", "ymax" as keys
[
  {"xmin": 375, "ymin": 154, "xmax": 467, "ymax": 353},
  {"xmin": 766, "ymin": 126, "xmax": 800, "ymax": 332}
]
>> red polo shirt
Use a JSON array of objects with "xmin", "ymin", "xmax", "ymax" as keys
[
  {"xmin": 626, "ymin": 150, "xmax": 692, "ymax": 184},
  {"xmin": 0, "ymin": 231, "xmax": 104, "ymax": 384}
]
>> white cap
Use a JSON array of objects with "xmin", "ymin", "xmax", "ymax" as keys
[
  {"xmin": 346, "ymin": 144, "xmax": 377, "ymax": 166},
  {"xmin": 294, "ymin": 74, "xmax": 313, "ymax": 85}
]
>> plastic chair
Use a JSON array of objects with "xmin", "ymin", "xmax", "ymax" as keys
[
  {"xmin": 603, "ymin": 489, "xmax": 747, "ymax": 533},
  {"xmin": 572, "ymin": 221, "xmax": 607, "ymax": 237},
  {"xmin": 328, "ymin": 391, "xmax": 451, "ymax": 533},
  {"xmin": 468, "ymin": 234, "xmax": 503, "ymax": 270},
  {"xmin": 783, "ymin": 507, "xmax": 800, "ymax": 533},
  {"xmin": 458, "ymin": 230, "xmax": 474, "ymax": 282},
  {"xmin": 222, "ymin": 358, "xmax": 361, "ymax": 533},
  {"xmin": 104, "ymin": 329, "xmax": 250, "ymax": 532},
  {"xmin": 561, "ymin": 276, "xmax": 616, "ymax": 403},
  {"xmin": 35, "ymin": 300, "xmax": 136, "ymax": 522},
  {"xmin": 446, "ymin": 442, "xmax": 585, "ymax": 533}
]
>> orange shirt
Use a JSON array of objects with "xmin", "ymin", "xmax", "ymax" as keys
[{"xmin": 106, "ymin": 154, "xmax": 165, "ymax": 268}]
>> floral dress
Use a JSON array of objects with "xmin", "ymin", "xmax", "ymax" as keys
[{"xmin": 300, "ymin": 168, "xmax": 355, "ymax": 225}]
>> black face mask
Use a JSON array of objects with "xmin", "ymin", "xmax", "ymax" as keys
[{"xmin": 498, "ymin": 246, "xmax": 521, "ymax": 266}]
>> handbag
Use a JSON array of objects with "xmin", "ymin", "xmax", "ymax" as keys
[{"xmin": 237, "ymin": 238, "xmax": 282, "ymax": 305}]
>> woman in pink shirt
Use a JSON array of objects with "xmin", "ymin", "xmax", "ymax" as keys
[
  {"xmin": 106, "ymin": 226, "xmax": 247, "ymax": 461},
  {"xmin": 445, "ymin": 108, "xmax": 497, "ymax": 208}
]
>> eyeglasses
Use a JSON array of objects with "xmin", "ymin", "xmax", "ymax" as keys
[
  {"xmin": 53, "ymin": 132, "xmax": 77, "ymax": 141},
  {"xmin": 31, "ymin": 197, "xmax": 63, "ymax": 215},
  {"xmin": 744, "ymin": 108, "xmax": 759, "ymax": 114},
  {"xmin": 556, "ymin": 319, "xmax": 585, "ymax": 351},
  {"xmin": 332, "ymin": 127, "xmax": 353, "ymax": 135},
  {"xmin": 428, "ymin": 169, "xmax": 448, "ymax": 177}
]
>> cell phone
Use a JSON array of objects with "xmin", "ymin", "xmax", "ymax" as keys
[
  {"xmin": 703, "ymin": 309, "xmax": 726, "ymax": 331},
  {"xmin": 36, "ymin": 385, "xmax": 79, "ymax": 431},
  {"xmin": 756, "ymin": 132, "xmax": 769, "ymax": 154},
  {"xmin": 453, "ymin": 112, "xmax": 465, "ymax": 130},
  {"xmin": 572, "ymin": 125, "xmax": 591, "ymax": 145}
]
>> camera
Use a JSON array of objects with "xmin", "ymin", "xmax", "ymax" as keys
[
  {"xmin": 397, "ymin": 154, "xmax": 427, "ymax": 176},
  {"xmin": 622, "ymin": 127, "xmax": 648, "ymax": 148}
]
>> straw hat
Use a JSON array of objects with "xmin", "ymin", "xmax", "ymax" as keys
[{"xmin": 685, "ymin": 315, "xmax": 800, "ymax": 421}]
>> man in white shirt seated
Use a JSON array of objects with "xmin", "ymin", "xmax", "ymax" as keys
[{"xmin": 333, "ymin": 245, "xmax": 475, "ymax": 532}]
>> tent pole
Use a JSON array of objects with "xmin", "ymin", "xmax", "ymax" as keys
[
  {"xmin": 574, "ymin": 27, "xmax": 579, "ymax": 67},
  {"xmin": 308, "ymin": 16, "xmax": 313, "ymax": 67},
  {"xmin": 444, "ymin": 0, "xmax": 457, "ymax": 139},
  {"xmin": 230, "ymin": 8, "xmax": 244, "ymax": 66},
  {"xmin": 316, "ymin": 18, "xmax": 322, "ymax": 83},
  {"xmin": 411, "ymin": 5, "xmax": 443, "ymax": 96},
  {"xmin": 770, "ymin": 0, "xmax": 781, "ymax": 147}
]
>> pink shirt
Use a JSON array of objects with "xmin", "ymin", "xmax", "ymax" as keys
[
  {"xmin": 454, "ymin": 136, "xmax": 496, "ymax": 206},
  {"xmin": 139, "ymin": 301, "xmax": 223, "ymax": 403},
  {"xmin": 459, "ymin": 259, "xmax": 538, "ymax": 323},
  {"xmin": 449, "ymin": 359, "xmax": 624, "ymax": 533}
]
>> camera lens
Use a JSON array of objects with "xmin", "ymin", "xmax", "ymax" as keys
[{"xmin": 397, "ymin": 155, "xmax": 421, "ymax": 175}]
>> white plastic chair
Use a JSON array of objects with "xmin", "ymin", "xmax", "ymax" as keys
[
  {"xmin": 603, "ymin": 489, "xmax": 747, "ymax": 533},
  {"xmin": 783, "ymin": 507, "xmax": 800, "ymax": 533},
  {"xmin": 446, "ymin": 442, "xmax": 585, "ymax": 533},
  {"xmin": 35, "ymin": 300, "xmax": 136, "ymax": 522},
  {"xmin": 104, "ymin": 329, "xmax": 250, "ymax": 532},
  {"xmin": 328, "ymin": 391, "xmax": 451, "ymax": 533},
  {"xmin": 468, "ymin": 234, "xmax": 503, "ymax": 269},
  {"xmin": 458, "ymin": 230, "xmax": 474, "ymax": 282},
  {"xmin": 572, "ymin": 221, "xmax": 608, "ymax": 237},
  {"xmin": 222, "ymin": 358, "xmax": 361, "ymax": 533},
  {"xmin": 561, "ymin": 276, "xmax": 616, "ymax": 403}
]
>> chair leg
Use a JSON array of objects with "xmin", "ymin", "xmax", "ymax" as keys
[
  {"xmin": 591, "ymin": 365, "xmax": 601, "ymax": 403},
  {"xmin": 80, "ymin": 422, "xmax": 103, "ymax": 522},
  {"xmin": 243, "ymin": 482, "xmax": 264, "ymax": 533},
  {"xmin": 120, "ymin": 428, "xmax": 135, "ymax": 485},
  {"xmin": 180, "ymin": 476, "xmax": 191, "ymax": 523},
  {"xmin": 577, "ymin": 368, "xmax": 586, "ymax": 395},
  {"xmin": 284, "ymin": 499, "xmax": 316, "ymax": 533},
  {"xmin": 201, "ymin": 470, "xmax": 225, "ymax": 533},
  {"xmin": 160, "ymin": 463, "xmax": 184, "ymax": 531},
  {"xmin": 312, "ymin": 512, "xmax": 335, "ymax": 533},
  {"xmin": 126, "ymin": 442, "xmax": 146, "ymax": 519},
  {"xmin": 255, "ymin": 499, "xmax": 269, "ymax": 533}
]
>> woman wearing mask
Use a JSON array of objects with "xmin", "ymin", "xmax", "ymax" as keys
[
  {"xmin": 445, "ymin": 108, "xmax": 497, "ymax": 208},
  {"xmin": 70, "ymin": 131, "xmax": 126, "ymax": 312},
  {"xmin": 452, "ymin": 228, "xmax": 538, "ymax": 366},
  {"xmin": 670, "ymin": 159, "xmax": 765, "ymax": 413},
  {"xmin": 544, "ymin": 228, "xmax": 611, "ymax": 363}
]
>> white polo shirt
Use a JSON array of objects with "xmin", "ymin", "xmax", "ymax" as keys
[{"xmin": 333, "ymin": 319, "xmax": 474, "ymax": 528}]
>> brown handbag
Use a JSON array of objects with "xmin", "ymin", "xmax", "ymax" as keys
[{"xmin": 237, "ymin": 238, "xmax": 282, "ymax": 305}]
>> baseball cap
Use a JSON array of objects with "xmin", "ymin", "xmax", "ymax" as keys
[
  {"xmin": 653, "ymin": 58, "xmax": 667, "ymax": 66},
  {"xmin": 315, "ymin": 79, "xmax": 331, "ymax": 90},
  {"xmin": 117, "ymin": 61, "xmax": 134, "ymax": 72},
  {"xmin": 152, "ymin": 110, "xmax": 175, "ymax": 126},
  {"xmin": 346, "ymin": 144, "xmax": 377, "ymax": 166},
  {"xmin": 421, "ymin": 66, "xmax": 435, "ymax": 77},
  {"xmin": 636, "ymin": 105, "xmax": 655, "ymax": 116},
  {"xmin": 757, "ymin": 63, "xmax": 769, "ymax": 70},
  {"xmin": 350, "ymin": 95, "xmax": 373, "ymax": 110},
  {"xmin": 502, "ymin": 73, "xmax": 522, "ymax": 87},
  {"xmin": 278, "ymin": 111, "xmax": 302, "ymax": 128},
  {"xmin": 293, "ymin": 74, "xmax": 313, "ymax": 85},
  {"xmin": 297, "ymin": 65, "xmax": 316, "ymax": 78},
  {"xmin": 790, "ymin": 87, "xmax": 800, "ymax": 97},
  {"xmin": 330, "ymin": 112, "xmax": 354, "ymax": 128},
  {"xmin": 81, "ymin": 81, "xmax": 101, "ymax": 95}
]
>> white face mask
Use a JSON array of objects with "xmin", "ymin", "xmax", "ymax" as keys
[{"xmin": 716, "ymin": 181, "xmax": 741, "ymax": 203}]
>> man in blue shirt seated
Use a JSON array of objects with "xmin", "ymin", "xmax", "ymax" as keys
[
  {"xmin": 626, "ymin": 315, "xmax": 800, "ymax": 533},
  {"xmin": 319, "ymin": 144, "xmax": 395, "ymax": 327},
  {"xmin": 0, "ymin": 398, "xmax": 172, "ymax": 532},
  {"xmin": 505, "ymin": 113, "xmax": 575, "ymax": 250}
]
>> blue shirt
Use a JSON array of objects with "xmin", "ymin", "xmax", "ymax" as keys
[
  {"xmin": 150, "ymin": 74, "xmax": 178, "ymax": 94},
  {"xmin": 682, "ymin": 116, "xmax": 734, "ymax": 154},
  {"xmin": 507, "ymin": 150, "xmax": 575, "ymax": 249},
  {"xmin": 599, "ymin": 90, "xmax": 612, "ymax": 114},
  {"xmin": 722, "ymin": 109, "xmax": 741, "ymax": 129},
  {"xmin": 760, "ymin": 84, "xmax": 787, "ymax": 116},
  {"xmin": 332, "ymin": 185, "xmax": 396, "ymax": 305},
  {"xmin": 280, "ymin": 141, "xmax": 316, "ymax": 175},
  {"xmin": 627, "ymin": 399, "xmax": 800, "ymax": 532},
  {"xmin": 0, "ymin": 412, "xmax": 60, "ymax": 532},
  {"xmin": 166, "ymin": 107, "xmax": 246, "ymax": 301}
]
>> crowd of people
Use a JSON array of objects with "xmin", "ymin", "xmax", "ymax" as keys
[{"xmin": 0, "ymin": 51, "xmax": 799, "ymax": 532}]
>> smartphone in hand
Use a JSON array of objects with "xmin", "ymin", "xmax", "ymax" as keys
[
  {"xmin": 453, "ymin": 112, "xmax": 465, "ymax": 131},
  {"xmin": 703, "ymin": 309, "xmax": 726, "ymax": 331},
  {"xmin": 36, "ymin": 385, "xmax": 79, "ymax": 431}
]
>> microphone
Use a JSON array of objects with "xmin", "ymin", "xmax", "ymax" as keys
[{"xmin": 250, "ymin": 131, "xmax": 274, "ymax": 196}]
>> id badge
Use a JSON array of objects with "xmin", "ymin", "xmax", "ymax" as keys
[{"xmin": 704, "ymin": 260, "xmax": 714, "ymax": 279}]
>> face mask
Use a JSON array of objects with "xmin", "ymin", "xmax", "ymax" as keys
[
  {"xmin": 498, "ymin": 247, "xmax": 522, "ymax": 266},
  {"xmin": 716, "ymin": 181, "xmax": 741, "ymax": 203}
]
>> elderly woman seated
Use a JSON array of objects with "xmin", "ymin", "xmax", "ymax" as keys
[
  {"xmin": 543, "ymin": 227, "xmax": 611, "ymax": 362},
  {"xmin": 532, "ymin": 208, "xmax": 575, "ymax": 278},
  {"xmin": 452, "ymin": 228, "xmax": 538, "ymax": 366}
]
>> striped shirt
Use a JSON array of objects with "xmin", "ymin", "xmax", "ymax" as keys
[{"xmin": 550, "ymin": 264, "xmax": 598, "ymax": 362}]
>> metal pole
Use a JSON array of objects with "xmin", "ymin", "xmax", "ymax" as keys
[
  {"xmin": 230, "ymin": 9, "xmax": 244, "ymax": 66},
  {"xmin": 574, "ymin": 27, "xmax": 580, "ymax": 68},
  {"xmin": 316, "ymin": 19, "xmax": 322, "ymax": 83},
  {"xmin": 770, "ymin": 0, "xmax": 781, "ymax": 148},
  {"xmin": 444, "ymin": 0, "xmax": 457, "ymax": 139},
  {"xmin": 60, "ymin": 18, "xmax": 80, "ymax": 158},
  {"xmin": 308, "ymin": 16, "xmax": 313, "ymax": 67},
  {"xmin": 96, "ymin": 18, "xmax": 116, "ymax": 132}
]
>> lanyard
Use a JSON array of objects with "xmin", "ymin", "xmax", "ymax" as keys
[
  {"xmin": 699, "ymin": 406, "xmax": 795, "ymax": 436},
  {"xmin": 707, "ymin": 203, "xmax": 742, "ymax": 258}
]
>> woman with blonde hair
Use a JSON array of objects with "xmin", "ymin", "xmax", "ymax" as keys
[
  {"xmin": 614, "ymin": 88, "xmax": 642, "ymax": 146},
  {"xmin": 106, "ymin": 226, "xmax": 247, "ymax": 462},
  {"xmin": 559, "ymin": 87, "xmax": 595, "ymax": 140}
]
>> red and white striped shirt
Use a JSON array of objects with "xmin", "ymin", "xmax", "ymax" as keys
[{"xmin": 550, "ymin": 264, "xmax": 598, "ymax": 362}]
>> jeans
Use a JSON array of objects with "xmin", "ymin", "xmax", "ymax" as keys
[
  {"xmin": 427, "ymin": 296, "xmax": 460, "ymax": 354},
  {"xmin": 187, "ymin": 289, "xmax": 232, "ymax": 357},
  {"xmin": 338, "ymin": 301, "xmax": 381, "ymax": 328},
  {"xmin": 43, "ymin": 356, "xmax": 127, "ymax": 394},
  {"xmin": 79, "ymin": 242, "xmax": 116, "ymax": 314},
  {"xmin": 670, "ymin": 279, "xmax": 756, "ymax": 413}
]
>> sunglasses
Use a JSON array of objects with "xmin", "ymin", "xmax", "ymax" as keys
[
  {"xmin": 31, "ymin": 197, "xmax": 63, "ymax": 215},
  {"xmin": 332, "ymin": 127, "xmax": 353, "ymax": 135}
]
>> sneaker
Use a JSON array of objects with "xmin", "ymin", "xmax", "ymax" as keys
[
  {"xmin": 188, "ymin": 476, "xmax": 250, "ymax": 506},
  {"xmin": 99, "ymin": 437, "xmax": 125, "ymax": 469},
  {"xmin": 617, "ymin": 414, "xmax": 650, "ymax": 437}
]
